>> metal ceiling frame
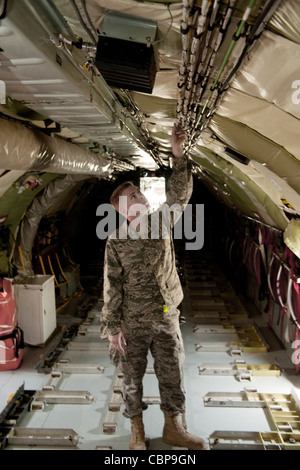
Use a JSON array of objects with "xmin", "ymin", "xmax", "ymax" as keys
[{"xmin": 0, "ymin": 0, "xmax": 162, "ymax": 173}]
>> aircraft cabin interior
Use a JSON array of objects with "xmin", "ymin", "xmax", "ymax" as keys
[{"xmin": 0, "ymin": 0, "xmax": 300, "ymax": 453}]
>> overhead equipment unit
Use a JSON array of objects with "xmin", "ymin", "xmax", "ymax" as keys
[{"xmin": 95, "ymin": 12, "xmax": 158, "ymax": 94}]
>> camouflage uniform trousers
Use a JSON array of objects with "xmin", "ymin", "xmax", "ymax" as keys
[{"xmin": 109, "ymin": 308, "xmax": 186, "ymax": 418}]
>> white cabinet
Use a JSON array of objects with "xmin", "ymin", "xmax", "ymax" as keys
[{"xmin": 13, "ymin": 275, "xmax": 57, "ymax": 346}]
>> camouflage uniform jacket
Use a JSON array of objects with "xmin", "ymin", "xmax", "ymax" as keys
[{"xmin": 101, "ymin": 155, "xmax": 193, "ymax": 337}]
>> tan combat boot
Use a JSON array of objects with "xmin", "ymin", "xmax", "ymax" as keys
[
  {"xmin": 129, "ymin": 414, "xmax": 147, "ymax": 450},
  {"xmin": 163, "ymin": 413, "xmax": 207, "ymax": 450}
]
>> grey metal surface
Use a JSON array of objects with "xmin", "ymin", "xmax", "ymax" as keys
[
  {"xmin": 1, "ymin": 261, "xmax": 300, "ymax": 451},
  {"xmin": 0, "ymin": 304, "xmax": 299, "ymax": 450},
  {"xmin": 0, "ymin": 0, "xmax": 157, "ymax": 170}
]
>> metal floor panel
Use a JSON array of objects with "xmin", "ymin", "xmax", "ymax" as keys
[{"xmin": 1, "ymin": 276, "xmax": 300, "ymax": 450}]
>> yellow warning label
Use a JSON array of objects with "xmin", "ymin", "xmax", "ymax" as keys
[{"xmin": 281, "ymin": 198, "xmax": 295, "ymax": 210}]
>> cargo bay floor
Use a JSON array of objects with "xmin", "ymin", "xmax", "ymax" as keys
[{"xmin": 1, "ymin": 252, "xmax": 300, "ymax": 451}]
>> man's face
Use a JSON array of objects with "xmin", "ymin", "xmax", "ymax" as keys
[{"xmin": 118, "ymin": 185, "xmax": 150, "ymax": 221}]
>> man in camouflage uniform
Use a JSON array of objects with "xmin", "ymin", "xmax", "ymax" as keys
[{"xmin": 101, "ymin": 124, "xmax": 206, "ymax": 450}]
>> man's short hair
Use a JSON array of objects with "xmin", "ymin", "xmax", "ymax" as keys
[{"xmin": 110, "ymin": 181, "xmax": 135, "ymax": 209}]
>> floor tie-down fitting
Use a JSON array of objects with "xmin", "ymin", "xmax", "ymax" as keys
[
  {"xmin": 0, "ymin": 384, "xmax": 82, "ymax": 449},
  {"xmin": 205, "ymin": 389, "xmax": 300, "ymax": 450},
  {"xmin": 198, "ymin": 361, "xmax": 280, "ymax": 382}
]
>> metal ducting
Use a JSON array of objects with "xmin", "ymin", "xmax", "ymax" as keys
[
  {"xmin": 0, "ymin": 117, "xmax": 114, "ymax": 176},
  {"xmin": 0, "ymin": 0, "xmax": 158, "ymax": 171},
  {"xmin": 12, "ymin": 173, "xmax": 91, "ymax": 277},
  {"xmin": 0, "ymin": 115, "xmax": 116, "ymax": 277}
]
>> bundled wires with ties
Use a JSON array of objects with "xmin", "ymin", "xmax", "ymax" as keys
[{"xmin": 176, "ymin": 0, "xmax": 283, "ymax": 153}]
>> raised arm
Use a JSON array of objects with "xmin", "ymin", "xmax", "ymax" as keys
[{"xmin": 166, "ymin": 123, "xmax": 193, "ymax": 209}]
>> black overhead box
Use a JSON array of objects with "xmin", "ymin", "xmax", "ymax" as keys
[
  {"xmin": 95, "ymin": 11, "xmax": 158, "ymax": 94},
  {"xmin": 95, "ymin": 36, "xmax": 156, "ymax": 94}
]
